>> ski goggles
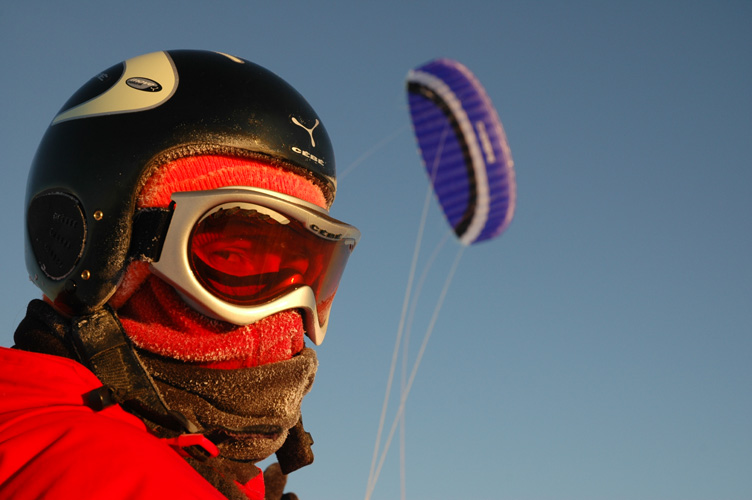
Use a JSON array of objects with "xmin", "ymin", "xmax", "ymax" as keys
[{"xmin": 149, "ymin": 187, "xmax": 360, "ymax": 344}]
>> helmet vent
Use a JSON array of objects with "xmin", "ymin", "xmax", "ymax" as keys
[{"xmin": 27, "ymin": 192, "xmax": 87, "ymax": 280}]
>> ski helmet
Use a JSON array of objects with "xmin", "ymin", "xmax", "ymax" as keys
[{"xmin": 25, "ymin": 49, "xmax": 336, "ymax": 315}]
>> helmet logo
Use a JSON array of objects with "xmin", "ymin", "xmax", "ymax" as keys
[
  {"xmin": 126, "ymin": 77, "xmax": 163, "ymax": 92},
  {"xmin": 52, "ymin": 51, "xmax": 178, "ymax": 125},
  {"xmin": 291, "ymin": 117, "xmax": 319, "ymax": 147}
]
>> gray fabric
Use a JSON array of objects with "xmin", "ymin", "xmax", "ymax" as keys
[{"xmin": 138, "ymin": 347, "xmax": 318, "ymax": 463}]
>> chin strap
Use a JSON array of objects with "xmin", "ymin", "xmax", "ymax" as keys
[{"xmin": 70, "ymin": 305, "xmax": 207, "ymax": 446}]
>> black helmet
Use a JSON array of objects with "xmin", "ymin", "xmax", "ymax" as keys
[{"xmin": 25, "ymin": 49, "xmax": 336, "ymax": 315}]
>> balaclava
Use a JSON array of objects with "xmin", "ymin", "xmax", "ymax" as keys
[
  {"xmin": 114, "ymin": 154, "xmax": 329, "ymax": 496},
  {"xmin": 114, "ymin": 154, "xmax": 327, "ymax": 366}
]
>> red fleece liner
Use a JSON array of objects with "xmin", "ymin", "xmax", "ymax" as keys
[{"xmin": 114, "ymin": 155, "xmax": 323, "ymax": 368}]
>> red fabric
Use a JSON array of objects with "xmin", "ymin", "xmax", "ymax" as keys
[
  {"xmin": 118, "ymin": 275, "xmax": 306, "ymax": 369},
  {"xmin": 236, "ymin": 474, "xmax": 265, "ymax": 500},
  {"xmin": 138, "ymin": 155, "xmax": 328, "ymax": 209},
  {"xmin": 109, "ymin": 154, "xmax": 319, "ymax": 370},
  {"xmin": 0, "ymin": 347, "xmax": 264, "ymax": 499}
]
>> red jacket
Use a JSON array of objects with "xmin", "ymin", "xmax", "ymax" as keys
[{"xmin": 0, "ymin": 347, "xmax": 264, "ymax": 499}]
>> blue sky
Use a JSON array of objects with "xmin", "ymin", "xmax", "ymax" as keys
[{"xmin": 1, "ymin": 2, "xmax": 750, "ymax": 499}]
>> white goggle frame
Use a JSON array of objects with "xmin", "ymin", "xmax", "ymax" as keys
[{"xmin": 150, "ymin": 186, "xmax": 359, "ymax": 345}]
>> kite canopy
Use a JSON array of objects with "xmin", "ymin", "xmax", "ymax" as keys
[{"xmin": 406, "ymin": 58, "xmax": 516, "ymax": 245}]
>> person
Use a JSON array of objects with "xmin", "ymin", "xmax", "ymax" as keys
[{"xmin": 0, "ymin": 49, "xmax": 359, "ymax": 500}]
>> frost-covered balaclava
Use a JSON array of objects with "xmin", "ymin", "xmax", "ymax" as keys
[{"xmin": 113, "ymin": 154, "xmax": 330, "ymax": 497}]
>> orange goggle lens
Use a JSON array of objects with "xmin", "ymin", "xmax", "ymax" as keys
[{"xmin": 189, "ymin": 206, "xmax": 355, "ymax": 314}]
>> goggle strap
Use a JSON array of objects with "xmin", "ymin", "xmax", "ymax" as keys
[{"xmin": 128, "ymin": 205, "xmax": 175, "ymax": 263}]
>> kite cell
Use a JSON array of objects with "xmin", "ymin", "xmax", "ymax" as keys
[{"xmin": 407, "ymin": 58, "xmax": 516, "ymax": 245}]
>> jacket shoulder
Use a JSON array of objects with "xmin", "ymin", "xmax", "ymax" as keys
[{"xmin": 0, "ymin": 347, "xmax": 226, "ymax": 499}]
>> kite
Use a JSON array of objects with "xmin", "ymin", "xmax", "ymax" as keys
[{"xmin": 406, "ymin": 58, "xmax": 516, "ymax": 244}]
